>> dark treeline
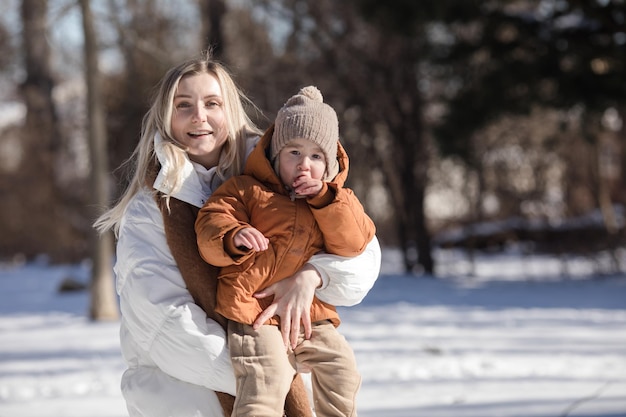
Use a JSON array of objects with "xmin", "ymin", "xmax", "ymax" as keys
[{"xmin": 0, "ymin": 0, "xmax": 624, "ymax": 277}]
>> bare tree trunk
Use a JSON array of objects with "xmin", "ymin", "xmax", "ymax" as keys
[
  {"xmin": 19, "ymin": 0, "xmax": 64, "ymax": 258},
  {"xmin": 383, "ymin": 38, "xmax": 434, "ymax": 275},
  {"xmin": 80, "ymin": 0, "xmax": 119, "ymax": 321},
  {"xmin": 199, "ymin": 0, "xmax": 226, "ymax": 59}
]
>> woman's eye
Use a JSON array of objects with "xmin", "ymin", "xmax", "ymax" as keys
[
  {"xmin": 175, "ymin": 102, "xmax": 191, "ymax": 109},
  {"xmin": 206, "ymin": 100, "xmax": 221, "ymax": 108}
]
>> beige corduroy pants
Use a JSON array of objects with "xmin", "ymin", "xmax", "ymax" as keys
[{"xmin": 228, "ymin": 320, "xmax": 361, "ymax": 417}]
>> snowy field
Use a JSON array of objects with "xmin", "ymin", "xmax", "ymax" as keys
[{"xmin": 1, "ymin": 248, "xmax": 625, "ymax": 417}]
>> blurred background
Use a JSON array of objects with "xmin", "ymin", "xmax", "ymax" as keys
[
  {"xmin": 0, "ymin": 0, "xmax": 624, "ymax": 283},
  {"xmin": 1, "ymin": 3, "xmax": 625, "ymax": 413}
]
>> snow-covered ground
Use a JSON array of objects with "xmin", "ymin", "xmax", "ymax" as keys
[{"xmin": 1, "ymin": 248, "xmax": 625, "ymax": 417}]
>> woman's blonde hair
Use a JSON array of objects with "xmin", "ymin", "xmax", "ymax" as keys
[{"xmin": 94, "ymin": 53, "xmax": 262, "ymax": 236}]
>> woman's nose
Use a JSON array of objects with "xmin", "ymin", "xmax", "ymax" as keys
[{"xmin": 192, "ymin": 106, "xmax": 206, "ymax": 123}]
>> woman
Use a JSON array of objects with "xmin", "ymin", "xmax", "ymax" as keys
[{"xmin": 94, "ymin": 54, "xmax": 381, "ymax": 417}]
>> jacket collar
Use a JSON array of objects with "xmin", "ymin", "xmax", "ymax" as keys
[{"xmin": 152, "ymin": 132, "xmax": 216, "ymax": 208}]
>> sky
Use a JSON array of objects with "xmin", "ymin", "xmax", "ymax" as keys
[{"xmin": 0, "ymin": 247, "xmax": 625, "ymax": 417}]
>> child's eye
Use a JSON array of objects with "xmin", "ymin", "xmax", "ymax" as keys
[
  {"xmin": 312, "ymin": 154, "xmax": 323, "ymax": 160},
  {"xmin": 289, "ymin": 150, "xmax": 300, "ymax": 156}
]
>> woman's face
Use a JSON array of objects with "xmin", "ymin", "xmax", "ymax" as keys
[{"xmin": 170, "ymin": 73, "xmax": 228, "ymax": 168}]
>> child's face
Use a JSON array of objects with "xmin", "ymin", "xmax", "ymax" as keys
[
  {"xmin": 278, "ymin": 138, "xmax": 327, "ymax": 187},
  {"xmin": 170, "ymin": 73, "xmax": 228, "ymax": 169}
]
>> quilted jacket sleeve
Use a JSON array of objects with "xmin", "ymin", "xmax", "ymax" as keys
[
  {"xmin": 195, "ymin": 177, "xmax": 256, "ymax": 268},
  {"xmin": 308, "ymin": 183, "xmax": 376, "ymax": 257},
  {"xmin": 308, "ymin": 235, "xmax": 381, "ymax": 307},
  {"xmin": 115, "ymin": 191, "xmax": 236, "ymax": 395}
]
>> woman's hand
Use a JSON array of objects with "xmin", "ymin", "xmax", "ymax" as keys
[{"xmin": 253, "ymin": 264, "xmax": 322, "ymax": 350}]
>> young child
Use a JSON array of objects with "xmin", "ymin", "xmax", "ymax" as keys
[{"xmin": 195, "ymin": 86, "xmax": 375, "ymax": 416}]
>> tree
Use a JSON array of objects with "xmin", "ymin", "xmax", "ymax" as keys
[
  {"xmin": 431, "ymin": 0, "xmax": 626, "ymax": 229},
  {"xmin": 199, "ymin": 0, "xmax": 227, "ymax": 59},
  {"xmin": 242, "ymin": 0, "xmax": 439, "ymax": 274},
  {"xmin": 307, "ymin": 0, "xmax": 435, "ymax": 274},
  {"xmin": 17, "ymin": 0, "xmax": 66, "ymax": 259},
  {"xmin": 0, "ymin": 20, "xmax": 14, "ymax": 72},
  {"xmin": 433, "ymin": 0, "xmax": 626, "ymax": 156},
  {"xmin": 80, "ymin": 0, "xmax": 118, "ymax": 321}
]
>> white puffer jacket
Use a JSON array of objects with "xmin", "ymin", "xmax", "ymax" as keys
[{"xmin": 114, "ymin": 135, "xmax": 382, "ymax": 417}]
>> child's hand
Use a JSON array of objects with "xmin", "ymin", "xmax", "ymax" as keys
[
  {"xmin": 292, "ymin": 175, "xmax": 323, "ymax": 197},
  {"xmin": 234, "ymin": 227, "xmax": 269, "ymax": 251}
]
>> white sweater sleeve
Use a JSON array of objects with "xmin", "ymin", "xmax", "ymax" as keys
[
  {"xmin": 308, "ymin": 236, "xmax": 382, "ymax": 307},
  {"xmin": 115, "ymin": 191, "xmax": 236, "ymax": 395}
]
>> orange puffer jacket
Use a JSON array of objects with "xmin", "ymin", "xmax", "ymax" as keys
[{"xmin": 196, "ymin": 126, "xmax": 376, "ymax": 327}]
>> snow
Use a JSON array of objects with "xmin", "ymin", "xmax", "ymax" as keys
[
  {"xmin": 1, "ymin": 249, "xmax": 625, "ymax": 417},
  {"xmin": 0, "ymin": 101, "xmax": 26, "ymax": 130}
]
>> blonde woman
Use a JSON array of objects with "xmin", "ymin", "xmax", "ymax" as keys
[{"xmin": 95, "ymin": 54, "xmax": 381, "ymax": 417}]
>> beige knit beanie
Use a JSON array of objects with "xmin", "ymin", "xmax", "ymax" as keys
[{"xmin": 271, "ymin": 86, "xmax": 339, "ymax": 181}]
